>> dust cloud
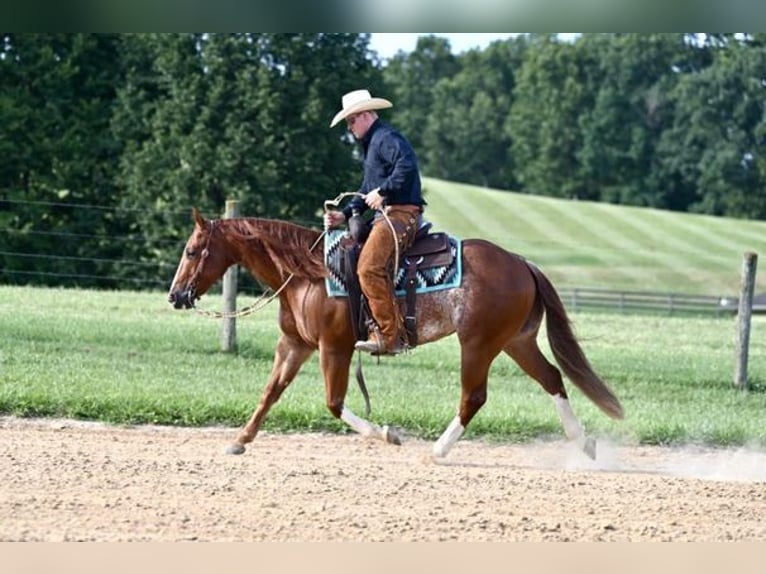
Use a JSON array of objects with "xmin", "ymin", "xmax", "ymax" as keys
[{"xmin": 518, "ymin": 437, "xmax": 766, "ymax": 483}]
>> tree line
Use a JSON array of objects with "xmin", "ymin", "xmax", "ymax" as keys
[{"xmin": 1, "ymin": 33, "xmax": 765, "ymax": 289}]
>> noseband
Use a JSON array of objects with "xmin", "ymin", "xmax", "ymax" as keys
[{"xmin": 184, "ymin": 221, "xmax": 216, "ymax": 303}]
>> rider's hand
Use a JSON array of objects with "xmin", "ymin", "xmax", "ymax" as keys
[
  {"xmin": 364, "ymin": 188, "xmax": 384, "ymax": 211},
  {"xmin": 324, "ymin": 210, "xmax": 347, "ymax": 230}
]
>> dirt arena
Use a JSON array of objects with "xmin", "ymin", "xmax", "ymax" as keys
[{"xmin": 2, "ymin": 416, "xmax": 765, "ymax": 541}]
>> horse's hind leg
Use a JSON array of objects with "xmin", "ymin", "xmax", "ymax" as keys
[
  {"xmin": 504, "ymin": 338, "xmax": 596, "ymax": 459},
  {"xmin": 227, "ymin": 334, "xmax": 314, "ymax": 455},
  {"xmin": 432, "ymin": 345, "xmax": 495, "ymax": 459}
]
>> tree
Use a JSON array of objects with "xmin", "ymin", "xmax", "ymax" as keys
[
  {"xmin": 113, "ymin": 33, "xmax": 384, "ymax": 284},
  {"xmin": 578, "ymin": 34, "xmax": 689, "ymax": 207},
  {"xmin": 383, "ymin": 35, "xmax": 460, "ymax": 165},
  {"xmin": 423, "ymin": 37, "xmax": 526, "ymax": 188},
  {"xmin": 657, "ymin": 37, "xmax": 766, "ymax": 219},
  {"xmin": 507, "ymin": 34, "xmax": 592, "ymax": 199},
  {"xmin": 0, "ymin": 33, "xmax": 125, "ymax": 287}
]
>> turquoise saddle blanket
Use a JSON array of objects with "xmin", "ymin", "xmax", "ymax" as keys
[{"xmin": 323, "ymin": 229, "xmax": 462, "ymax": 298}]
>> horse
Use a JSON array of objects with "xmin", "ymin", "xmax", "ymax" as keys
[{"xmin": 168, "ymin": 207, "xmax": 623, "ymax": 459}]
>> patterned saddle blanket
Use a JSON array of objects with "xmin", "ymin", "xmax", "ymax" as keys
[{"xmin": 324, "ymin": 229, "xmax": 462, "ymax": 298}]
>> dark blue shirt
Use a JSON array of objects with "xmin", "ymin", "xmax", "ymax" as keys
[{"xmin": 343, "ymin": 119, "xmax": 425, "ymax": 220}]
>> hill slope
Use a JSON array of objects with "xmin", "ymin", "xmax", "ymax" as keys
[{"xmin": 421, "ymin": 177, "xmax": 766, "ymax": 296}]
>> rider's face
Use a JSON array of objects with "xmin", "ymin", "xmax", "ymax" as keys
[{"xmin": 346, "ymin": 111, "xmax": 372, "ymax": 139}]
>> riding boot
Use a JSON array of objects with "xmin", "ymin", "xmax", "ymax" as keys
[
  {"xmin": 355, "ymin": 206, "xmax": 419, "ymax": 355},
  {"xmin": 354, "ymin": 323, "xmax": 404, "ymax": 356}
]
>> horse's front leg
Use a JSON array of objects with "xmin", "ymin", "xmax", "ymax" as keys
[
  {"xmin": 320, "ymin": 345, "xmax": 401, "ymax": 445},
  {"xmin": 227, "ymin": 334, "xmax": 313, "ymax": 455}
]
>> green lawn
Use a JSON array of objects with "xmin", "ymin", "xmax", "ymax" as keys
[
  {"xmin": 2, "ymin": 285, "xmax": 764, "ymax": 448},
  {"xmin": 3, "ymin": 180, "xmax": 765, "ymax": 446}
]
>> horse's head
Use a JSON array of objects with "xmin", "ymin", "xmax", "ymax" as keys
[{"xmin": 167, "ymin": 208, "xmax": 232, "ymax": 309}]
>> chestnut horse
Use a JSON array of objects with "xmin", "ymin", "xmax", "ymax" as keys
[{"xmin": 168, "ymin": 208, "xmax": 623, "ymax": 459}]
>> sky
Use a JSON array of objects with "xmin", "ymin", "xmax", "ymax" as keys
[{"xmin": 368, "ymin": 33, "xmax": 515, "ymax": 59}]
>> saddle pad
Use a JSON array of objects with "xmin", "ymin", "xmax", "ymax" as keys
[{"xmin": 324, "ymin": 229, "xmax": 463, "ymax": 298}]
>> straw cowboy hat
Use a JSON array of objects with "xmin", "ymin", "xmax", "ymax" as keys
[{"xmin": 330, "ymin": 89, "xmax": 393, "ymax": 128}]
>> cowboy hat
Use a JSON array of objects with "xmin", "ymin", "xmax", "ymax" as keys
[{"xmin": 330, "ymin": 89, "xmax": 393, "ymax": 128}]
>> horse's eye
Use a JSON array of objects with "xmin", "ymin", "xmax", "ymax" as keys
[{"xmin": 185, "ymin": 248, "xmax": 197, "ymax": 258}]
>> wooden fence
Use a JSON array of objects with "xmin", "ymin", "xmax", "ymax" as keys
[{"xmin": 557, "ymin": 287, "xmax": 741, "ymax": 316}]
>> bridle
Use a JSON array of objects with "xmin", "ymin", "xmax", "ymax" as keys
[
  {"xmin": 189, "ymin": 219, "xmax": 326, "ymax": 320},
  {"xmin": 184, "ymin": 226, "xmax": 213, "ymax": 307},
  {"xmin": 188, "ymin": 191, "xmax": 396, "ymax": 320}
]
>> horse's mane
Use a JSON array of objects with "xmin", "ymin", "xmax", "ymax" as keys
[{"xmin": 225, "ymin": 217, "xmax": 327, "ymax": 280}]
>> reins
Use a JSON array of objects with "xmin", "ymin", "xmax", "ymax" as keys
[
  {"xmin": 192, "ymin": 277, "xmax": 296, "ymax": 319},
  {"xmin": 192, "ymin": 230, "xmax": 326, "ymax": 320},
  {"xmin": 194, "ymin": 192, "xmax": 397, "ymax": 319},
  {"xmin": 324, "ymin": 191, "xmax": 400, "ymax": 279}
]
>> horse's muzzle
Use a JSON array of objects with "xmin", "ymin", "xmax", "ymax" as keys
[{"xmin": 168, "ymin": 289, "xmax": 196, "ymax": 310}]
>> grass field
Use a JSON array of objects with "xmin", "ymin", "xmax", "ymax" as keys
[
  {"xmin": 421, "ymin": 177, "xmax": 766, "ymax": 297},
  {"xmin": 2, "ymin": 181, "xmax": 765, "ymax": 447},
  {"xmin": 2, "ymin": 285, "xmax": 764, "ymax": 448}
]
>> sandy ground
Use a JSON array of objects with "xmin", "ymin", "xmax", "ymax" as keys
[{"xmin": 1, "ymin": 416, "xmax": 765, "ymax": 542}]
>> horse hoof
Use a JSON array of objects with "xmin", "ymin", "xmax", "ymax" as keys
[
  {"xmin": 383, "ymin": 425, "xmax": 402, "ymax": 446},
  {"xmin": 431, "ymin": 451, "xmax": 446, "ymax": 462},
  {"xmin": 582, "ymin": 437, "xmax": 597, "ymax": 460},
  {"xmin": 226, "ymin": 443, "xmax": 246, "ymax": 455}
]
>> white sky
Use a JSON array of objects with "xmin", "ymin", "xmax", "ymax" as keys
[{"xmin": 368, "ymin": 33, "xmax": 514, "ymax": 59}]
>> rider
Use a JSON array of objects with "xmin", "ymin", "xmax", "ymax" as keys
[{"xmin": 325, "ymin": 89, "xmax": 426, "ymax": 355}]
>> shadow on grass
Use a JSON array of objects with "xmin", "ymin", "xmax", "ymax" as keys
[{"xmin": 742, "ymin": 377, "xmax": 766, "ymax": 394}]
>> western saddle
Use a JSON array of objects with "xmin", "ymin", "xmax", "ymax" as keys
[{"xmin": 340, "ymin": 221, "xmax": 455, "ymax": 350}]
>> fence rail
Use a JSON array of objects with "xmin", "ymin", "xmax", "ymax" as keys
[{"xmin": 557, "ymin": 287, "xmax": 756, "ymax": 316}]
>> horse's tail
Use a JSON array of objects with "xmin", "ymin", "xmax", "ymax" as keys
[{"xmin": 527, "ymin": 262, "xmax": 624, "ymax": 420}]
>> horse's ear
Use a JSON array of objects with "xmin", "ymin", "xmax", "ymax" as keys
[{"xmin": 192, "ymin": 207, "xmax": 207, "ymax": 229}]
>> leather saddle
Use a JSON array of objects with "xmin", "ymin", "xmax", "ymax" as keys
[{"xmin": 341, "ymin": 223, "xmax": 455, "ymax": 349}]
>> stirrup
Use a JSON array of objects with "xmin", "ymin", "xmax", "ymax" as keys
[
  {"xmin": 354, "ymin": 337, "xmax": 386, "ymax": 354},
  {"xmin": 354, "ymin": 333, "xmax": 407, "ymax": 356}
]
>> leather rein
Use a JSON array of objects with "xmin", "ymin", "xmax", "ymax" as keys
[
  {"xmin": 188, "ymin": 219, "xmax": 323, "ymax": 320},
  {"xmin": 193, "ymin": 192, "xmax": 395, "ymax": 319}
]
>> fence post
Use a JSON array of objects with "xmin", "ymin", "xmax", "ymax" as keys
[
  {"xmin": 221, "ymin": 199, "xmax": 239, "ymax": 352},
  {"xmin": 734, "ymin": 251, "xmax": 758, "ymax": 390}
]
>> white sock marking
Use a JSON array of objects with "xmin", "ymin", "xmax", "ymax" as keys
[
  {"xmin": 340, "ymin": 406, "xmax": 386, "ymax": 440},
  {"xmin": 552, "ymin": 394, "xmax": 584, "ymax": 441},
  {"xmin": 432, "ymin": 415, "xmax": 465, "ymax": 458}
]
